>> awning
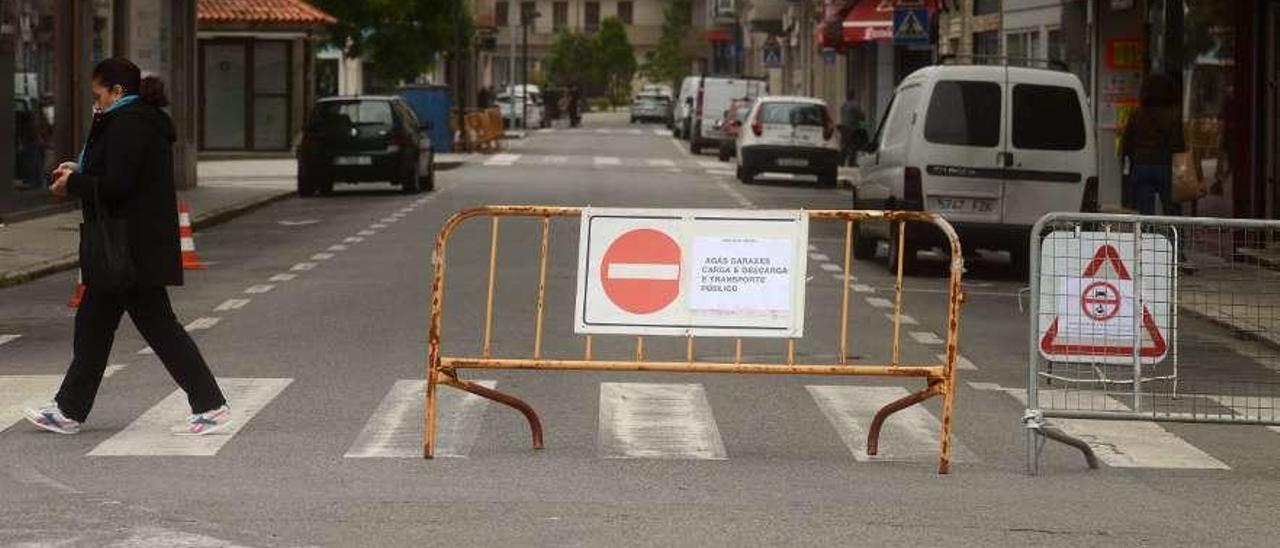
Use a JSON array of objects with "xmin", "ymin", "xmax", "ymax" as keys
[{"xmin": 825, "ymin": 0, "xmax": 937, "ymax": 46}]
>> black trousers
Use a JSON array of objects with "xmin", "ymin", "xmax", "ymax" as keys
[{"xmin": 56, "ymin": 285, "xmax": 226, "ymax": 422}]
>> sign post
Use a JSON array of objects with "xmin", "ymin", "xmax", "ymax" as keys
[{"xmin": 575, "ymin": 208, "xmax": 809, "ymax": 338}]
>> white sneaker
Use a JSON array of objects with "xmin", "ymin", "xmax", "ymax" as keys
[
  {"xmin": 23, "ymin": 402, "xmax": 81, "ymax": 435},
  {"xmin": 172, "ymin": 404, "xmax": 231, "ymax": 436}
]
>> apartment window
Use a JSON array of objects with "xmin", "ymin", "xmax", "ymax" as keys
[
  {"xmin": 520, "ymin": 1, "xmax": 535, "ymax": 24},
  {"xmin": 618, "ymin": 1, "xmax": 633, "ymax": 25},
  {"xmin": 495, "ymin": 1, "xmax": 508, "ymax": 27},
  {"xmin": 1047, "ymin": 28, "xmax": 1064, "ymax": 61},
  {"xmin": 553, "ymin": 2, "xmax": 568, "ymax": 30},
  {"xmin": 973, "ymin": 31, "xmax": 1000, "ymax": 61},
  {"xmin": 585, "ymin": 2, "xmax": 600, "ymax": 31},
  {"xmin": 974, "ymin": 0, "xmax": 1001, "ymax": 16},
  {"xmin": 1006, "ymin": 29, "xmax": 1040, "ymax": 65}
]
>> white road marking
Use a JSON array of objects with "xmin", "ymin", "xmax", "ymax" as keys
[
  {"xmin": 973, "ymin": 384, "xmax": 1231, "ymax": 469},
  {"xmin": 607, "ymin": 263, "xmax": 680, "ymax": 280},
  {"xmin": 214, "ymin": 299, "xmax": 250, "ymax": 312},
  {"xmin": 892, "ymin": 313, "xmax": 919, "ymax": 326},
  {"xmin": 654, "ymin": 129, "xmax": 672, "ymax": 136},
  {"xmin": 344, "ymin": 237, "xmax": 364, "ymax": 243},
  {"xmin": 327, "ymin": 244, "xmax": 348, "ymax": 252},
  {"xmin": 357, "ymin": 230, "xmax": 376, "ymax": 236},
  {"xmin": 697, "ymin": 161, "xmax": 722, "ymax": 169},
  {"xmin": 909, "ymin": 331, "xmax": 944, "ymax": 345},
  {"xmin": 345, "ymin": 379, "xmax": 497, "ymax": 458},
  {"xmin": 647, "ymin": 158, "xmax": 676, "ymax": 167},
  {"xmin": 819, "ymin": 263, "xmax": 842, "ymax": 273},
  {"xmin": 398, "ymin": 207, "xmax": 414, "ymax": 214},
  {"xmin": 370, "ymin": 224, "xmax": 388, "ymax": 229},
  {"xmin": 598, "ymin": 383, "xmax": 726, "ymax": 460},
  {"xmin": 595, "ymin": 128, "xmax": 613, "ymax": 134},
  {"xmin": 88, "ymin": 378, "xmax": 292, "ymax": 457},
  {"xmin": 865, "ymin": 297, "xmax": 894, "ymax": 308},
  {"xmin": 808, "ymin": 244, "xmax": 819, "ymax": 251},
  {"xmin": 938, "ymin": 353, "xmax": 977, "ymax": 370},
  {"xmin": 627, "ymin": 129, "xmax": 643, "ymax": 135},
  {"xmin": 706, "ymin": 169, "xmax": 734, "ymax": 177},
  {"xmin": 809, "ymin": 253, "xmax": 830, "ymax": 262},
  {"xmin": 290, "ymin": 262, "xmax": 318, "ymax": 271},
  {"xmin": 277, "ymin": 219, "xmax": 319, "ymax": 227},
  {"xmin": 269, "ymin": 273, "xmax": 297, "ymax": 282},
  {"xmin": 0, "ymin": 335, "xmax": 20, "ymax": 347},
  {"xmin": 594, "ymin": 156, "xmax": 621, "ymax": 166},
  {"xmin": 808, "ymin": 385, "xmax": 976, "ymax": 463},
  {"xmin": 244, "ymin": 284, "xmax": 276, "ymax": 294},
  {"xmin": 310, "ymin": 253, "xmax": 335, "ymax": 261},
  {"xmin": 541, "ymin": 155, "xmax": 569, "ymax": 165},
  {"xmin": 0, "ymin": 366, "xmax": 125, "ymax": 432},
  {"xmin": 852, "ymin": 284, "xmax": 876, "ymax": 293},
  {"xmin": 380, "ymin": 217, "xmax": 398, "ymax": 223},
  {"xmin": 185, "ymin": 317, "xmax": 220, "ymax": 331},
  {"xmin": 484, "ymin": 153, "xmax": 520, "ymax": 166}
]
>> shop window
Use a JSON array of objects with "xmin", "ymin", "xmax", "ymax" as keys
[
  {"xmin": 1012, "ymin": 84, "xmax": 1085, "ymax": 151},
  {"xmin": 924, "ymin": 81, "xmax": 1002, "ymax": 148}
]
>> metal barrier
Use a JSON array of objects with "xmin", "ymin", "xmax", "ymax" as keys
[
  {"xmin": 1026, "ymin": 212, "xmax": 1280, "ymax": 474},
  {"xmin": 425, "ymin": 206, "xmax": 967, "ymax": 473},
  {"xmin": 456, "ymin": 108, "xmax": 504, "ymax": 152}
]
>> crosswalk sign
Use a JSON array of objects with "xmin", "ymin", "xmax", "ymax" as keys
[
  {"xmin": 894, "ymin": 7, "xmax": 930, "ymax": 46},
  {"xmin": 762, "ymin": 44, "xmax": 783, "ymax": 69}
]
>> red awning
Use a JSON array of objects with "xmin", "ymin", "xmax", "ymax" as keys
[
  {"xmin": 842, "ymin": 0, "xmax": 936, "ymax": 44},
  {"xmin": 705, "ymin": 29, "xmax": 733, "ymax": 42}
]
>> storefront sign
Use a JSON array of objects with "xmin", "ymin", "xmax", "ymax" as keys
[{"xmin": 1106, "ymin": 39, "xmax": 1143, "ymax": 69}]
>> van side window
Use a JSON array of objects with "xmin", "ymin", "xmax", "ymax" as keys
[
  {"xmin": 1012, "ymin": 84, "xmax": 1086, "ymax": 151},
  {"xmin": 923, "ymin": 80, "xmax": 1001, "ymax": 147},
  {"xmin": 880, "ymin": 85, "xmax": 922, "ymax": 148}
]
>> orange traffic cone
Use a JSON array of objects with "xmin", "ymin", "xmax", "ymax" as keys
[
  {"xmin": 178, "ymin": 201, "xmax": 206, "ymax": 270},
  {"xmin": 68, "ymin": 270, "xmax": 86, "ymax": 309}
]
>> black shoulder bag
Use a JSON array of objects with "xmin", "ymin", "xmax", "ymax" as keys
[{"xmin": 79, "ymin": 180, "xmax": 135, "ymax": 292}]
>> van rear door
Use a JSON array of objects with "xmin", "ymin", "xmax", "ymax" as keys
[
  {"xmin": 1001, "ymin": 74, "xmax": 1092, "ymax": 226},
  {"xmin": 917, "ymin": 77, "xmax": 1006, "ymax": 225}
]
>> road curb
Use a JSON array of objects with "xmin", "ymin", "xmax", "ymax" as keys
[{"xmin": 0, "ymin": 189, "xmax": 295, "ymax": 289}]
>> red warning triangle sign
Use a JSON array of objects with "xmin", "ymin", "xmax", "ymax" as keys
[{"xmin": 1039, "ymin": 244, "xmax": 1168, "ymax": 360}]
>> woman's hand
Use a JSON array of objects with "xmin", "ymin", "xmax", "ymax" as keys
[
  {"xmin": 56, "ymin": 161, "xmax": 79, "ymax": 173},
  {"xmin": 49, "ymin": 170, "xmax": 71, "ymax": 199}
]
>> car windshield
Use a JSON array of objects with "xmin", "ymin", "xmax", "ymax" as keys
[
  {"xmin": 313, "ymin": 100, "xmax": 394, "ymax": 128},
  {"xmin": 758, "ymin": 102, "xmax": 827, "ymax": 126}
]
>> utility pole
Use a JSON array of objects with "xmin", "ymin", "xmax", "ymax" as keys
[
  {"xmin": 455, "ymin": 0, "xmax": 468, "ymax": 151},
  {"xmin": 522, "ymin": 12, "xmax": 528, "ymax": 129}
]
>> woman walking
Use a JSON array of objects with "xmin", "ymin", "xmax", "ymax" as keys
[
  {"xmin": 24, "ymin": 58, "xmax": 229, "ymax": 436},
  {"xmin": 1123, "ymin": 73, "xmax": 1186, "ymax": 215}
]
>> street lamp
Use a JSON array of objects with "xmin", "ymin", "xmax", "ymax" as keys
[{"xmin": 521, "ymin": 9, "xmax": 541, "ymax": 129}]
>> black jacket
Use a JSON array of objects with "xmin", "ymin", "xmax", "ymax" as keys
[{"xmin": 68, "ymin": 101, "xmax": 183, "ymax": 288}]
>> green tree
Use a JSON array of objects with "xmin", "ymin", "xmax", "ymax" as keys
[
  {"xmin": 639, "ymin": 0, "xmax": 693, "ymax": 87},
  {"xmin": 545, "ymin": 30, "xmax": 597, "ymax": 89},
  {"xmin": 595, "ymin": 17, "xmax": 637, "ymax": 106},
  {"xmin": 310, "ymin": 0, "xmax": 471, "ymax": 84}
]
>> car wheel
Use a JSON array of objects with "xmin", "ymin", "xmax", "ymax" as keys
[
  {"xmin": 420, "ymin": 152, "xmax": 436, "ymax": 192},
  {"xmin": 317, "ymin": 178, "xmax": 334, "ymax": 197},
  {"xmin": 853, "ymin": 224, "xmax": 879, "ymax": 260},
  {"xmin": 297, "ymin": 170, "xmax": 316, "ymax": 198},
  {"xmin": 887, "ymin": 224, "xmax": 920, "ymax": 276},
  {"xmin": 718, "ymin": 143, "xmax": 730, "ymax": 162},
  {"xmin": 819, "ymin": 167, "xmax": 839, "ymax": 188},
  {"xmin": 399, "ymin": 157, "xmax": 421, "ymax": 194},
  {"xmin": 736, "ymin": 165, "xmax": 754, "ymax": 185}
]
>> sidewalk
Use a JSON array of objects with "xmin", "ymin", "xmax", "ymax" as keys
[{"xmin": 0, "ymin": 159, "xmax": 295, "ymax": 289}]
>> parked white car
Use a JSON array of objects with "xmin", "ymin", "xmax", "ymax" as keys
[
  {"xmin": 734, "ymin": 96, "xmax": 840, "ymax": 186},
  {"xmin": 855, "ymin": 64, "xmax": 1098, "ymax": 273},
  {"xmin": 497, "ymin": 86, "xmax": 546, "ymax": 129}
]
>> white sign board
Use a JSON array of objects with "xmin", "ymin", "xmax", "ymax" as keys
[
  {"xmin": 1037, "ymin": 231, "xmax": 1173, "ymax": 364},
  {"xmin": 575, "ymin": 208, "xmax": 808, "ymax": 337}
]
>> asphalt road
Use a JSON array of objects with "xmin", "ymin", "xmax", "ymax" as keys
[{"xmin": 2, "ymin": 114, "xmax": 1279, "ymax": 547}]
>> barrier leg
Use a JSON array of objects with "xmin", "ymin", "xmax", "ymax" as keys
[
  {"xmin": 442, "ymin": 374, "xmax": 544, "ymax": 450},
  {"xmin": 937, "ymin": 377, "xmax": 956, "ymax": 475},
  {"xmin": 866, "ymin": 380, "xmax": 944, "ymax": 458},
  {"xmin": 424, "ymin": 361, "xmax": 440, "ymax": 458},
  {"xmin": 1024, "ymin": 410, "xmax": 1098, "ymax": 472}
]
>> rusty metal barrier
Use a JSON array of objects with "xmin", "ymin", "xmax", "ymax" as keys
[{"xmin": 425, "ymin": 206, "xmax": 967, "ymax": 473}]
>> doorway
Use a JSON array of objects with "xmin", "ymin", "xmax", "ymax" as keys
[
  {"xmin": 199, "ymin": 39, "xmax": 292, "ymax": 151},
  {"xmin": 1268, "ymin": 2, "xmax": 1279, "ymax": 218}
]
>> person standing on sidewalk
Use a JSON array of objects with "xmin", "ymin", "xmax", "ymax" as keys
[
  {"xmin": 24, "ymin": 57, "xmax": 230, "ymax": 436},
  {"xmin": 838, "ymin": 90, "xmax": 866, "ymax": 168},
  {"xmin": 1122, "ymin": 73, "xmax": 1185, "ymax": 215}
]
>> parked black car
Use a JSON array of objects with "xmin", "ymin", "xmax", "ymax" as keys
[{"xmin": 296, "ymin": 96, "xmax": 435, "ymax": 197}]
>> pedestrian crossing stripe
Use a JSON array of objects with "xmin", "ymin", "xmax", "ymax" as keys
[
  {"xmin": 598, "ymin": 382, "xmax": 726, "ymax": 460},
  {"xmin": 0, "ymin": 334, "xmax": 21, "ymax": 347},
  {"xmin": 87, "ymin": 378, "xmax": 291, "ymax": 457},
  {"xmin": 345, "ymin": 379, "xmax": 496, "ymax": 458},
  {"xmin": 0, "ymin": 365, "xmax": 127, "ymax": 433},
  {"xmin": 808, "ymin": 385, "xmax": 975, "ymax": 463}
]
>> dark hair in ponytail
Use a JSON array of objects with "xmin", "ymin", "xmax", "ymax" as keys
[{"xmin": 91, "ymin": 56, "xmax": 169, "ymax": 107}]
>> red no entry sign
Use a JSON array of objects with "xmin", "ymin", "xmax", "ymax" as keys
[
  {"xmin": 600, "ymin": 229, "xmax": 682, "ymax": 314},
  {"xmin": 1080, "ymin": 281, "xmax": 1121, "ymax": 321}
]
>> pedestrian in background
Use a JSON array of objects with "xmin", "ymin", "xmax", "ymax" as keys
[
  {"xmin": 1122, "ymin": 73, "xmax": 1185, "ymax": 215},
  {"xmin": 25, "ymin": 57, "xmax": 230, "ymax": 436},
  {"xmin": 839, "ymin": 90, "xmax": 866, "ymax": 168}
]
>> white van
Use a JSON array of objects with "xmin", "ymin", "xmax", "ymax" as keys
[
  {"xmin": 689, "ymin": 76, "xmax": 767, "ymax": 154},
  {"xmin": 673, "ymin": 76, "xmax": 699, "ymax": 137},
  {"xmin": 854, "ymin": 65, "xmax": 1098, "ymax": 273}
]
